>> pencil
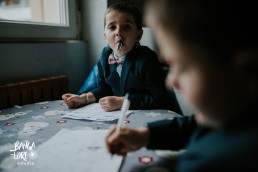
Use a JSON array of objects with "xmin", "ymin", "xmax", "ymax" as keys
[{"xmin": 111, "ymin": 93, "xmax": 130, "ymax": 157}]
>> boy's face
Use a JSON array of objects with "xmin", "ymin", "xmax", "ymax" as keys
[
  {"xmin": 104, "ymin": 10, "xmax": 143, "ymax": 57},
  {"xmin": 147, "ymin": 17, "xmax": 235, "ymax": 128}
]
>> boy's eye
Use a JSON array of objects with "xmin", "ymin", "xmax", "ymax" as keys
[
  {"xmin": 169, "ymin": 62, "xmax": 188, "ymax": 74},
  {"xmin": 123, "ymin": 24, "xmax": 132, "ymax": 30},
  {"xmin": 178, "ymin": 64, "xmax": 189, "ymax": 73},
  {"xmin": 108, "ymin": 26, "xmax": 116, "ymax": 30}
]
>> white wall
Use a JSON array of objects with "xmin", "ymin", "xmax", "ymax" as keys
[
  {"xmin": 140, "ymin": 27, "xmax": 156, "ymax": 51},
  {"xmin": 0, "ymin": 41, "xmax": 88, "ymax": 94},
  {"xmin": 81, "ymin": 0, "xmax": 107, "ymax": 67}
]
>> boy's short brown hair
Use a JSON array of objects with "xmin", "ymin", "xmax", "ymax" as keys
[
  {"xmin": 145, "ymin": 0, "xmax": 257, "ymax": 64},
  {"xmin": 104, "ymin": 2, "xmax": 142, "ymax": 30}
]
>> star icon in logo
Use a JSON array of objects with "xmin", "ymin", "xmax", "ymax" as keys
[{"xmin": 28, "ymin": 150, "xmax": 38, "ymax": 160}]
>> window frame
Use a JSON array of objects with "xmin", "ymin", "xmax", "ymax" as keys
[{"xmin": 0, "ymin": 0, "xmax": 77, "ymax": 40}]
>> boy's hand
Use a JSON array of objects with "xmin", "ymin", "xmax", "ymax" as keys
[
  {"xmin": 99, "ymin": 96, "xmax": 124, "ymax": 111},
  {"xmin": 105, "ymin": 125, "xmax": 149, "ymax": 156},
  {"xmin": 62, "ymin": 93, "xmax": 86, "ymax": 108}
]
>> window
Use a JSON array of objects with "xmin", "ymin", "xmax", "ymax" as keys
[{"xmin": 0, "ymin": 0, "xmax": 77, "ymax": 40}]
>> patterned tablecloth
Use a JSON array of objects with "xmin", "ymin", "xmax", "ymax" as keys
[{"xmin": 0, "ymin": 100, "xmax": 182, "ymax": 172}]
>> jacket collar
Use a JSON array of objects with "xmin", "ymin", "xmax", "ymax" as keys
[
  {"xmin": 120, "ymin": 45, "xmax": 138, "ymax": 95},
  {"xmin": 104, "ymin": 45, "xmax": 138, "ymax": 95}
]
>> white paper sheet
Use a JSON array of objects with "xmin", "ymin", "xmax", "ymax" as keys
[
  {"xmin": 12, "ymin": 129, "xmax": 123, "ymax": 172},
  {"xmin": 62, "ymin": 103, "xmax": 133, "ymax": 121}
]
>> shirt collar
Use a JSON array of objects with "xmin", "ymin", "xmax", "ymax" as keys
[{"xmin": 113, "ymin": 52, "xmax": 126, "ymax": 62}]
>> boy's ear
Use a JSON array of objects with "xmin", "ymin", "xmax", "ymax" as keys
[
  {"xmin": 103, "ymin": 32, "xmax": 107, "ymax": 40},
  {"xmin": 137, "ymin": 29, "xmax": 143, "ymax": 42}
]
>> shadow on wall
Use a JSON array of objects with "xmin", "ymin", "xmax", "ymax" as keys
[{"xmin": 0, "ymin": 41, "xmax": 89, "ymax": 94}]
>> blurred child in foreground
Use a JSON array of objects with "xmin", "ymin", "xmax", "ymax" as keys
[{"xmin": 106, "ymin": 0, "xmax": 258, "ymax": 171}]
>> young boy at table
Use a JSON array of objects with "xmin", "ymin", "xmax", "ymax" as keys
[
  {"xmin": 105, "ymin": 0, "xmax": 258, "ymax": 171},
  {"xmin": 62, "ymin": 2, "xmax": 182, "ymax": 113}
]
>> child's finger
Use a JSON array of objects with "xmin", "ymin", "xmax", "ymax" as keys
[
  {"xmin": 99, "ymin": 101, "xmax": 105, "ymax": 106},
  {"xmin": 99, "ymin": 97, "xmax": 106, "ymax": 103},
  {"xmin": 103, "ymin": 107, "xmax": 108, "ymax": 112},
  {"xmin": 66, "ymin": 101, "xmax": 74, "ymax": 108},
  {"xmin": 99, "ymin": 102, "xmax": 106, "ymax": 109},
  {"xmin": 107, "ymin": 125, "xmax": 116, "ymax": 136},
  {"xmin": 63, "ymin": 97, "xmax": 72, "ymax": 104},
  {"xmin": 99, "ymin": 101, "xmax": 108, "ymax": 109},
  {"xmin": 117, "ymin": 148, "xmax": 128, "ymax": 156},
  {"xmin": 105, "ymin": 125, "xmax": 116, "ymax": 141},
  {"xmin": 63, "ymin": 93, "xmax": 72, "ymax": 99},
  {"xmin": 67, "ymin": 96, "xmax": 76, "ymax": 103},
  {"xmin": 108, "ymin": 135, "xmax": 129, "ymax": 156},
  {"xmin": 62, "ymin": 94, "xmax": 68, "ymax": 100},
  {"xmin": 102, "ymin": 105, "xmax": 112, "ymax": 111},
  {"xmin": 106, "ymin": 107, "xmax": 115, "ymax": 112}
]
